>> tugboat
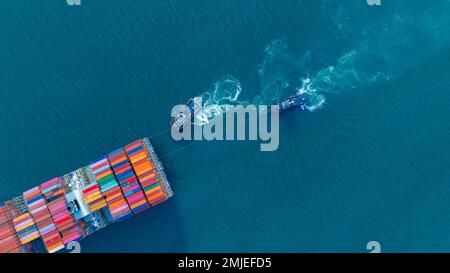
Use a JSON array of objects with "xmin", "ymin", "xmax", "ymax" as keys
[
  {"xmin": 274, "ymin": 93, "xmax": 308, "ymax": 112},
  {"xmin": 170, "ymin": 97, "xmax": 203, "ymax": 133}
]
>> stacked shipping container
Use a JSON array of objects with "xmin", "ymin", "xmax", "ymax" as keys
[
  {"xmin": 81, "ymin": 182, "xmax": 107, "ymax": 213},
  {"xmin": 23, "ymin": 186, "xmax": 65, "ymax": 253},
  {"xmin": 12, "ymin": 212, "xmax": 40, "ymax": 245},
  {"xmin": 0, "ymin": 201, "xmax": 22, "ymax": 252},
  {"xmin": 41, "ymin": 178, "xmax": 84, "ymax": 245},
  {"xmin": 125, "ymin": 140, "xmax": 169, "ymax": 206},
  {"xmin": 108, "ymin": 148, "xmax": 150, "ymax": 214},
  {"xmin": 0, "ymin": 201, "xmax": 20, "ymax": 222},
  {"xmin": 0, "ymin": 221, "xmax": 20, "ymax": 252},
  {"xmin": 89, "ymin": 157, "xmax": 132, "ymax": 221}
]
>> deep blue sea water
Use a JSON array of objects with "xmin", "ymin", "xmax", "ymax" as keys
[{"xmin": 0, "ymin": 0, "xmax": 449, "ymax": 252}]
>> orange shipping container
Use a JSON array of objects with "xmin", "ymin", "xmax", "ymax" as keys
[
  {"xmin": 110, "ymin": 156, "xmax": 127, "ymax": 167},
  {"xmin": 133, "ymin": 160, "xmax": 154, "ymax": 176},
  {"xmin": 129, "ymin": 152, "xmax": 147, "ymax": 164}
]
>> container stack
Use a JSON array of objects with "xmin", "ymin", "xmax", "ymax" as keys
[
  {"xmin": 81, "ymin": 182, "xmax": 107, "ymax": 213},
  {"xmin": 12, "ymin": 212, "xmax": 40, "ymax": 245},
  {"xmin": 89, "ymin": 156, "xmax": 119, "ymax": 193},
  {"xmin": 0, "ymin": 221, "xmax": 20, "ymax": 253},
  {"xmin": 108, "ymin": 148, "xmax": 150, "ymax": 214},
  {"xmin": 23, "ymin": 186, "xmax": 64, "ymax": 253},
  {"xmin": 41, "ymin": 178, "xmax": 84, "ymax": 245},
  {"xmin": 0, "ymin": 201, "xmax": 21, "ymax": 222},
  {"xmin": 59, "ymin": 221, "xmax": 86, "ymax": 245},
  {"xmin": 125, "ymin": 140, "xmax": 169, "ymax": 206},
  {"xmin": 90, "ymin": 157, "xmax": 131, "ymax": 221},
  {"xmin": 0, "ymin": 201, "xmax": 22, "ymax": 252}
]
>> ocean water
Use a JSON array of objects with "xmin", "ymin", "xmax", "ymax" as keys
[{"xmin": 0, "ymin": 0, "xmax": 449, "ymax": 252}]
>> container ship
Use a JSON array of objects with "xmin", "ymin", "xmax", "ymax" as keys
[{"xmin": 0, "ymin": 138, "xmax": 173, "ymax": 253}]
